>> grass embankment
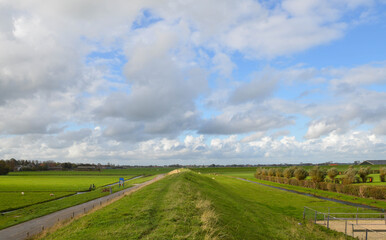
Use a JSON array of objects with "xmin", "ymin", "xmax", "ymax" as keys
[
  {"xmin": 0, "ymin": 175, "xmax": 155, "ymax": 230},
  {"xmin": 39, "ymin": 171, "xmax": 351, "ymax": 240}
]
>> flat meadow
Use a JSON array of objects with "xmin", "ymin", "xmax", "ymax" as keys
[{"xmin": 0, "ymin": 168, "xmax": 173, "ymax": 229}]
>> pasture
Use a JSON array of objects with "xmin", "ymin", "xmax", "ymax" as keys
[
  {"xmin": 38, "ymin": 171, "xmax": 353, "ymax": 240},
  {"xmin": 0, "ymin": 168, "xmax": 167, "ymax": 229}
]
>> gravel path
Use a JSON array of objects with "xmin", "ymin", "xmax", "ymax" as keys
[{"xmin": 0, "ymin": 174, "xmax": 165, "ymax": 240}]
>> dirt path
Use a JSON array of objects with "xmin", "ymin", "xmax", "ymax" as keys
[{"xmin": 0, "ymin": 174, "xmax": 165, "ymax": 240}]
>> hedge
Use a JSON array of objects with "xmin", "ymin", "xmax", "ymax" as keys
[{"xmin": 255, "ymin": 175, "xmax": 386, "ymax": 200}]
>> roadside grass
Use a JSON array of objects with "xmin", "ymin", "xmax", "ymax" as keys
[
  {"xmin": 39, "ymin": 171, "xmax": 350, "ymax": 240},
  {"xmin": 0, "ymin": 175, "xmax": 154, "ymax": 230}
]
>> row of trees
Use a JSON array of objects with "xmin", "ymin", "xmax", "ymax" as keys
[
  {"xmin": 0, "ymin": 159, "xmax": 103, "ymax": 175},
  {"xmin": 255, "ymin": 166, "xmax": 385, "ymax": 184}
]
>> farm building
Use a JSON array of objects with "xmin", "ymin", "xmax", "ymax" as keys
[{"xmin": 359, "ymin": 160, "xmax": 386, "ymax": 165}]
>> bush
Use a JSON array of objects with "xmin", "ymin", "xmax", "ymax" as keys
[
  {"xmin": 380, "ymin": 167, "xmax": 386, "ymax": 182},
  {"xmin": 327, "ymin": 167, "xmax": 339, "ymax": 182},
  {"xmin": 268, "ymin": 168, "xmax": 276, "ymax": 177},
  {"xmin": 358, "ymin": 166, "xmax": 371, "ymax": 183},
  {"xmin": 327, "ymin": 183, "xmax": 336, "ymax": 192},
  {"xmin": 275, "ymin": 168, "xmax": 283, "ymax": 177},
  {"xmin": 343, "ymin": 166, "xmax": 358, "ymax": 184},
  {"xmin": 309, "ymin": 166, "xmax": 327, "ymax": 182},
  {"xmin": 283, "ymin": 166, "xmax": 297, "ymax": 179},
  {"xmin": 294, "ymin": 168, "xmax": 308, "ymax": 180}
]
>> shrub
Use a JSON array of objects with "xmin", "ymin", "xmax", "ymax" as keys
[
  {"xmin": 283, "ymin": 166, "xmax": 297, "ymax": 179},
  {"xmin": 380, "ymin": 167, "xmax": 386, "ymax": 182},
  {"xmin": 268, "ymin": 168, "xmax": 276, "ymax": 177},
  {"xmin": 343, "ymin": 166, "xmax": 358, "ymax": 184},
  {"xmin": 289, "ymin": 178, "xmax": 299, "ymax": 186},
  {"xmin": 275, "ymin": 168, "xmax": 283, "ymax": 177},
  {"xmin": 358, "ymin": 166, "xmax": 371, "ymax": 183},
  {"xmin": 309, "ymin": 166, "xmax": 327, "ymax": 182},
  {"xmin": 327, "ymin": 183, "xmax": 336, "ymax": 192},
  {"xmin": 327, "ymin": 167, "xmax": 339, "ymax": 182},
  {"xmin": 294, "ymin": 168, "xmax": 308, "ymax": 180}
]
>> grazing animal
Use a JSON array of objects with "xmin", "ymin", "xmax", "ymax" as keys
[
  {"xmin": 21, "ymin": 192, "xmax": 24, "ymax": 195},
  {"xmin": 50, "ymin": 193, "xmax": 54, "ymax": 197}
]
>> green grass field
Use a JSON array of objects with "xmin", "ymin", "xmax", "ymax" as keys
[
  {"xmin": 8, "ymin": 168, "xmax": 175, "ymax": 176},
  {"xmin": 0, "ymin": 175, "xmax": 156, "ymax": 229},
  {"xmin": 0, "ymin": 175, "xmax": 133, "ymax": 192},
  {"xmin": 189, "ymin": 167, "xmax": 386, "ymax": 209},
  {"xmin": 0, "ymin": 168, "xmax": 176, "ymax": 212},
  {"xmin": 39, "ymin": 171, "xmax": 354, "ymax": 240}
]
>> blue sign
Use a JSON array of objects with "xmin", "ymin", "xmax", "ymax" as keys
[{"xmin": 119, "ymin": 177, "xmax": 124, "ymax": 187}]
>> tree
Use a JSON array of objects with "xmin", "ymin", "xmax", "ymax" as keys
[
  {"xmin": 275, "ymin": 168, "xmax": 283, "ymax": 177},
  {"xmin": 380, "ymin": 167, "xmax": 386, "ymax": 182},
  {"xmin": 343, "ymin": 166, "xmax": 358, "ymax": 184},
  {"xmin": 268, "ymin": 168, "xmax": 276, "ymax": 177},
  {"xmin": 309, "ymin": 166, "xmax": 327, "ymax": 182},
  {"xmin": 283, "ymin": 166, "xmax": 297, "ymax": 179},
  {"xmin": 358, "ymin": 166, "xmax": 371, "ymax": 183},
  {"xmin": 0, "ymin": 161, "xmax": 10, "ymax": 175},
  {"xmin": 294, "ymin": 168, "xmax": 308, "ymax": 180},
  {"xmin": 327, "ymin": 167, "xmax": 339, "ymax": 182}
]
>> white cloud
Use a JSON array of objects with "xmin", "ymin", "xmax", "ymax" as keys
[{"xmin": 0, "ymin": 0, "xmax": 384, "ymax": 164}]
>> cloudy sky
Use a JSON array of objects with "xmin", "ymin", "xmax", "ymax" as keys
[{"xmin": 1, "ymin": 0, "xmax": 386, "ymax": 165}]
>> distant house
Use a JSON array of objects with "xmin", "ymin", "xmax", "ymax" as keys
[{"xmin": 359, "ymin": 160, "xmax": 386, "ymax": 165}]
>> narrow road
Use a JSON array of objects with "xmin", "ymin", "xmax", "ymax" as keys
[{"xmin": 0, "ymin": 174, "xmax": 165, "ymax": 240}]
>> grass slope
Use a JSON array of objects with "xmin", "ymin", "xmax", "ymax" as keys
[{"xmin": 39, "ymin": 171, "xmax": 350, "ymax": 240}]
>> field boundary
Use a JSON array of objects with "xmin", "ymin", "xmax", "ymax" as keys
[{"xmin": 0, "ymin": 174, "xmax": 165, "ymax": 240}]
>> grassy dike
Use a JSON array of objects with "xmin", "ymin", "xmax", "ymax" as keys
[{"xmin": 38, "ymin": 171, "xmax": 350, "ymax": 240}]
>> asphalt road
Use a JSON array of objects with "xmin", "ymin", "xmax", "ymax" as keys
[{"xmin": 0, "ymin": 174, "xmax": 165, "ymax": 240}]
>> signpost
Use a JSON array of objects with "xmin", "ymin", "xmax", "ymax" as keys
[{"xmin": 119, "ymin": 177, "xmax": 124, "ymax": 187}]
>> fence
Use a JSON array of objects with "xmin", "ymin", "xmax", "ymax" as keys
[{"xmin": 303, "ymin": 206, "xmax": 386, "ymax": 240}]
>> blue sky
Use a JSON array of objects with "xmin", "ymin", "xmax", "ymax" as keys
[{"xmin": 0, "ymin": 0, "xmax": 385, "ymax": 165}]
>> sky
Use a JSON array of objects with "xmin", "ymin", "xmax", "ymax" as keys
[{"xmin": 0, "ymin": 0, "xmax": 386, "ymax": 165}]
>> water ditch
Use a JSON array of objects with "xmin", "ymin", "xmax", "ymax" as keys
[
  {"xmin": 1, "ymin": 175, "xmax": 144, "ymax": 214},
  {"xmin": 237, "ymin": 178, "xmax": 384, "ymax": 211}
]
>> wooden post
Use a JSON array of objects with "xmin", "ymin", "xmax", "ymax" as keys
[
  {"xmin": 314, "ymin": 210, "xmax": 317, "ymax": 224},
  {"xmin": 327, "ymin": 214, "xmax": 329, "ymax": 229},
  {"xmin": 345, "ymin": 220, "xmax": 347, "ymax": 235},
  {"xmin": 303, "ymin": 207, "xmax": 305, "ymax": 220},
  {"xmin": 356, "ymin": 207, "xmax": 358, "ymax": 224}
]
